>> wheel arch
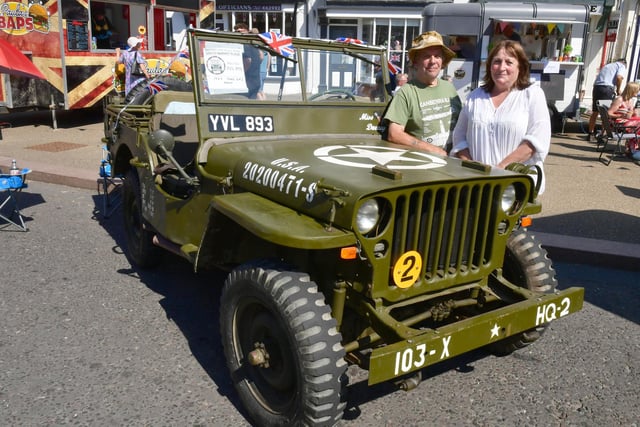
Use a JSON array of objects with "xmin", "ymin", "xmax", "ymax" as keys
[
  {"xmin": 195, "ymin": 192, "xmax": 357, "ymax": 271},
  {"xmin": 112, "ymin": 144, "xmax": 135, "ymax": 178}
]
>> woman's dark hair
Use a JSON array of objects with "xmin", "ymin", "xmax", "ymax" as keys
[{"xmin": 482, "ymin": 40, "xmax": 531, "ymax": 92}]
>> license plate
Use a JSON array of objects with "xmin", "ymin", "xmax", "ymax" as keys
[{"xmin": 367, "ymin": 287, "xmax": 584, "ymax": 385}]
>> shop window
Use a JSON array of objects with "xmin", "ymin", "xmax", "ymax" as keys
[
  {"xmin": 369, "ymin": 18, "xmax": 419, "ymax": 73},
  {"xmin": 446, "ymin": 35, "xmax": 478, "ymax": 60},
  {"xmin": 223, "ymin": 10, "xmax": 295, "ymax": 78},
  {"xmin": 488, "ymin": 22, "xmax": 575, "ymax": 62},
  {"xmin": 160, "ymin": 10, "xmax": 191, "ymax": 50},
  {"xmin": 90, "ymin": 2, "xmax": 148, "ymax": 50}
]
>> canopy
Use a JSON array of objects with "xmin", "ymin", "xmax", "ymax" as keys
[{"xmin": 0, "ymin": 38, "xmax": 45, "ymax": 80}]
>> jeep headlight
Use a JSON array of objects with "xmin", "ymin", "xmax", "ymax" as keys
[
  {"xmin": 501, "ymin": 184, "xmax": 517, "ymax": 213},
  {"xmin": 356, "ymin": 199, "xmax": 380, "ymax": 234}
]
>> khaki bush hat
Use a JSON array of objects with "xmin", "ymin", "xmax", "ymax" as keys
[{"xmin": 409, "ymin": 31, "xmax": 455, "ymax": 66}]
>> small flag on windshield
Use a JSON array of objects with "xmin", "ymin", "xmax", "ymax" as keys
[{"xmin": 259, "ymin": 32, "xmax": 295, "ymax": 58}]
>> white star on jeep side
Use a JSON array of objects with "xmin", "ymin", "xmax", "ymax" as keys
[{"xmin": 490, "ymin": 323, "xmax": 501, "ymax": 338}]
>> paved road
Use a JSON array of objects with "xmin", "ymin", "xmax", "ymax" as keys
[{"xmin": 1, "ymin": 181, "xmax": 638, "ymax": 426}]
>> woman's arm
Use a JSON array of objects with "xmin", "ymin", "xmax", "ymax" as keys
[
  {"xmin": 497, "ymin": 141, "xmax": 535, "ymax": 168},
  {"xmin": 451, "ymin": 99, "xmax": 470, "ymax": 158},
  {"xmin": 139, "ymin": 61, "xmax": 150, "ymax": 79},
  {"xmin": 608, "ymin": 96, "xmax": 631, "ymax": 119}
]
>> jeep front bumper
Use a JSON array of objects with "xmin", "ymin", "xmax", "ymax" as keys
[{"xmin": 367, "ymin": 286, "xmax": 584, "ymax": 385}]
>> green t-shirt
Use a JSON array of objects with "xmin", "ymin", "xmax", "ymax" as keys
[{"xmin": 384, "ymin": 79, "xmax": 461, "ymax": 149}]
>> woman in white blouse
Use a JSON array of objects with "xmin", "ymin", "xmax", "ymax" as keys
[{"xmin": 451, "ymin": 40, "xmax": 551, "ymax": 193}]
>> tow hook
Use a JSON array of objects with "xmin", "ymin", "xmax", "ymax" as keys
[{"xmin": 395, "ymin": 371, "xmax": 422, "ymax": 391}]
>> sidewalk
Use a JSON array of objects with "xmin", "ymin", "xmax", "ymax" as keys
[{"xmin": 1, "ymin": 108, "xmax": 639, "ymax": 271}]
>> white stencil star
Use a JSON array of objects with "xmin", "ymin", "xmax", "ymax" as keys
[
  {"xmin": 333, "ymin": 146, "xmax": 427, "ymax": 166},
  {"xmin": 490, "ymin": 323, "xmax": 500, "ymax": 338},
  {"xmin": 314, "ymin": 145, "xmax": 447, "ymax": 170}
]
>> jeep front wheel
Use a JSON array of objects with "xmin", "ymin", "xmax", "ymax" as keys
[
  {"xmin": 220, "ymin": 264, "xmax": 347, "ymax": 426},
  {"xmin": 490, "ymin": 229, "xmax": 558, "ymax": 355},
  {"xmin": 122, "ymin": 170, "xmax": 161, "ymax": 268}
]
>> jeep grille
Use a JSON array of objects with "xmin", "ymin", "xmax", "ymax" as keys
[{"xmin": 392, "ymin": 183, "xmax": 501, "ymax": 280}]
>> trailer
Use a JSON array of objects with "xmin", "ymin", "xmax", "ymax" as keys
[
  {"xmin": 422, "ymin": 1, "xmax": 590, "ymax": 132},
  {"xmin": 0, "ymin": 0, "xmax": 211, "ymax": 111}
]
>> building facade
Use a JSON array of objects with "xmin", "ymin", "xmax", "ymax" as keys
[{"xmin": 212, "ymin": 0, "xmax": 638, "ymax": 110}]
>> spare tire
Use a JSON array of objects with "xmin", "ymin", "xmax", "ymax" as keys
[{"xmin": 125, "ymin": 75, "xmax": 193, "ymax": 105}]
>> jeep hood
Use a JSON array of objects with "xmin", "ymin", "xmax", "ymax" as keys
[{"xmin": 202, "ymin": 135, "xmax": 525, "ymax": 228}]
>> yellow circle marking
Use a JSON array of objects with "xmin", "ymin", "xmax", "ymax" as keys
[{"xmin": 393, "ymin": 250, "xmax": 422, "ymax": 288}]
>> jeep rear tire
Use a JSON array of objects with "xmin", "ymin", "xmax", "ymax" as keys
[
  {"xmin": 122, "ymin": 170, "xmax": 161, "ymax": 268},
  {"xmin": 490, "ymin": 229, "xmax": 558, "ymax": 355},
  {"xmin": 220, "ymin": 264, "xmax": 347, "ymax": 426},
  {"xmin": 125, "ymin": 75, "xmax": 193, "ymax": 105}
]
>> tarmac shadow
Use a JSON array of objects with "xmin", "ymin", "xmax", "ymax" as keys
[
  {"xmin": 91, "ymin": 200, "xmax": 248, "ymax": 420},
  {"xmin": 0, "ymin": 190, "xmax": 46, "ymax": 230},
  {"xmin": 617, "ymin": 184, "xmax": 640, "ymax": 199},
  {"xmin": 2, "ymin": 105, "xmax": 103, "ymax": 130},
  {"xmin": 532, "ymin": 209, "xmax": 640, "ymax": 246}
]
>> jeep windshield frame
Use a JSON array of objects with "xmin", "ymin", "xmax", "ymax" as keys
[{"xmin": 187, "ymin": 28, "xmax": 391, "ymax": 104}]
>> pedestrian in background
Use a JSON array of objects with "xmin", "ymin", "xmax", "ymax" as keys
[
  {"xmin": 451, "ymin": 40, "xmax": 551, "ymax": 193},
  {"xmin": 251, "ymin": 27, "xmax": 270, "ymax": 100},
  {"xmin": 391, "ymin": 73, "xmax": 408, "ymax": 95},
  {"xmin": 587, "ymin": 58, "xmax": 627, "ymax": 140},
  {"xmin": 234, "ymin": 22, "xmax": 264, "ymax": 99},
  {"xmin": 383, "ymin": 31, "xmax": 461, "ymax": 155},
  {"xmin": 607, "ymin": 81, "xmax": 639, "ymax": 120},
  {"xmin": 115, "ymin": 36, "xmax": 149, "ymax": 96}
]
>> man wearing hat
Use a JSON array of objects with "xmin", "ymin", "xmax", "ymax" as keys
[
  {"xmin": 115, "ymin": 36, "xmax": 150, "ymax": 96},
  {"xmin": 384, "ymin": 31, "xmax": 461, "ymax": 155}
]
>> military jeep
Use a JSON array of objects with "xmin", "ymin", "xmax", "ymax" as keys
[{"xmin": 104, "ymin": 28, "xmax": 584, "ymax": 426}]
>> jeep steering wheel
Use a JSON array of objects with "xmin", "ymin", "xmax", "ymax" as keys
[{"xmin": 309, "ymin": 89, "xmax": 356, "ymax": 101}]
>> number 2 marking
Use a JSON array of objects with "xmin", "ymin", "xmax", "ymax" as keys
[{"xmin": 392, "ymin": 251, "xmax": 422, "ymax": 288}]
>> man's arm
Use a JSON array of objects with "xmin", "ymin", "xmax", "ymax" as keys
[
  {"xmin": 615, "ymin": 74, "xmax": 624, "ymax": 96},
  {"xmin": 387, "ymin": 122, "xmax": 447, "ymax": 156}
]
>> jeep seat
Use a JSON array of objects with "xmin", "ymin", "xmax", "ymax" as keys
[{"xmin": 151, "ymin": 91, "xmax": 199, "ymax": 167}]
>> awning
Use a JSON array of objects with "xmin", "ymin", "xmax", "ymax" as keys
[
  {"xmin": 155, "ymin": 0, "xmax": 199, "ymax": 10},
  {"xmin": 492, "ymin": 19, "xmax": 587, "ymax": 25}
]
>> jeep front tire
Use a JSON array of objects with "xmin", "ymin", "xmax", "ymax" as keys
[
  {"xmin": 490, "ymin": 229, "xmax": 558, "ymax": 355},
  {"xmin": 220, "ymin": 264, "xmax": 348, "ymax": 426}
]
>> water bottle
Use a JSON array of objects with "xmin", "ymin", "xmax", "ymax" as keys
[{"xmin": 10, "ymin": 159, "xmax": 19, "ymax": 176}]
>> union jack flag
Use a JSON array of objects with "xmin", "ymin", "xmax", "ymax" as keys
[
  {"xmin": 388, "ymin": 61, "xmax": 402, "ymax": 75},
  {"xmin": 259, "ymin": 32, "xmax": 295, "ymax": 58},
  {"xmin": 178, "ymin": 48, "xmax": 189, "ymax": 59},
  {"xmin": 147, "ymin": 80, "xmax": 169, "ymax": 95},
  {"xmin": 336, "ymin": 37, "xmax": 367, "ymax": 45}
]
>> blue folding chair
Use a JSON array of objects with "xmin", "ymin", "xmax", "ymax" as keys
[
  {"xmin": 0, "ymin": 168, "xmax": 31, "ymax": 231},
  {"xmin": 97, "ymin": 146, "xmax": 123, "ymax": 218}
]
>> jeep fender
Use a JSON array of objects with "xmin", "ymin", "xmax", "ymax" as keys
[{"xmin": 195, "ymin": 192, "xmax": 356, "ymax": 271}]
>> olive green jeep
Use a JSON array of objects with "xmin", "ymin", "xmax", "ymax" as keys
[{"xmin": 104, "ymin": 28, "xmax": 584, "ymax": 426}]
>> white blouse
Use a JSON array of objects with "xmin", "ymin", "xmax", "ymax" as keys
[{"xmin": 451, "ymin": 84, "xmax": 551, "ymax": 193}]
